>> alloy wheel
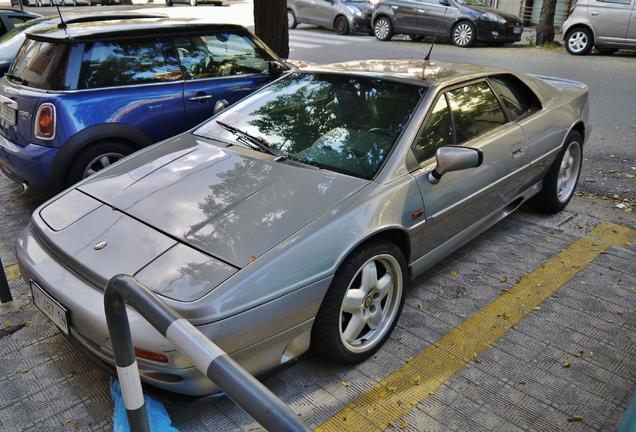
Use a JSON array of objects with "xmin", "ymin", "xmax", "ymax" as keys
[
  {"xmin": 287, "ymin": 11, "xmax": 295, "ymax": 28},
  {"xmin": 556, "ymin": 141, "xmax": 581, "ymax": 203},
  {"xmin": 83, "ymin": 152, "xmax": 125, "ymax": 178},
  {"xmin": 453, "ymin": 23, "xmax": 473, "ymax": 46},
  {"xmin": 567, "ymin": 31, "xmax": 589, "ymax": 54},
  {"xmin": 338, "ymin": 254, "xmax": 403, "ymax": 353},
  {"xmin": 374, "ymin": 18, "xmax": 390, "ymax": 40}
]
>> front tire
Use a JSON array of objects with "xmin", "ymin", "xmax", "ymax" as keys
[
  {"xmin": 66, "ymin": 141, "xmax": 133, "ymax": 187},
  {"xmin": 452, "ymin": 21, "xmax": 476, "ymax": 47},
  {"xmin": 373, "ymin": 16, "xmax": 393, "ymax": 41},
  {"xmin": 532, "ymin": 131, "xmax": 583, "ymax": 213},
  {"xmin": 287, "ymin": 9, "xmax": 297, "ymax": 29},
  {"xmin": 335, "ymin": 15, "xmax": 350, "ymax": 35},
  {"xmin": 311, "ymin": 240, "xmax": 407, "ymax": 363},
  {"xmin": 565, "ymin": 27, "xmax": 593, "ymax": 55}
]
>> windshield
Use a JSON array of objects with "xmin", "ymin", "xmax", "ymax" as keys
[
  {"xmin": 0, "ymin": 18, "xmax": 49, "ymax": 61},
  {"xmin": 456, "ymin": 0, "xmax": 488, "ymax": 6},
  {"xmin": 195, "ymin": 72, "xmax": 424, "ymax": 179}
]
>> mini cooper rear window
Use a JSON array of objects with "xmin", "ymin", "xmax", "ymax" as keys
[{"xmin": 8, "ymin": 39, "xmax": 70, "ymax": 90}]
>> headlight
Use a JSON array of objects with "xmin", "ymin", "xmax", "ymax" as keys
[
  {"xmin": 482, "ymin": 12, "xmax": 506, "ymax": 24},
  {"xmin": 347, "ymin": 5, "xmax": 364, "ymax": 16}
]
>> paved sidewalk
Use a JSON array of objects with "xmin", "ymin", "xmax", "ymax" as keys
[{"xmin": 1, "ymin": 174, "xmax": 635, "ymax": 431}]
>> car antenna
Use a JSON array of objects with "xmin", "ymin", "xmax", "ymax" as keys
[
  {"xmin": 425, "ymin": 18, "xmax": 443, "ymax": 61},
  {"xmin": 55, "ymin": 3, "xmax": 67, "ymax": 31}
]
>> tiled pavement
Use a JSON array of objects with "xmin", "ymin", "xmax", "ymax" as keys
[{"xmin": 1, "ymin": 174, "xmax": 635, "ymax": 432}]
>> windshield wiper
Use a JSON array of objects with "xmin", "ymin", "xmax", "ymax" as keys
[
  {"xmin": 5, "ymin": 74, "xmax": 27, "ymax": 86},
  {"xmin": 216, "ymin": 120, "xmax": 284, "ymax": 160}
]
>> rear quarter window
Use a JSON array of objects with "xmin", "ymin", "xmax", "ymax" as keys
[
  {"xmin": 488, "ymin": 74, "xmax": 542, "ymax": 121},
  {"xmin": 8, "ymin": 39, "xmax": 70, "ymax": 90}
]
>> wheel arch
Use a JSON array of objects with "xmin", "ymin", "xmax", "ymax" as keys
[
  {"xmin": 566, "ymin": 120, "xmax": 586, "ymax": 147},
  {"xmin": 565, "ymin": 24, "xmax": 595, "ymax": 42},
  {"xmin": 450, "ymin": 18, "xmax": 474, "ymax": 38},
  {"xmin": 333, "ymin": 13, "xmax": 349, "ymax": 29},
  {"xmin": 340, "ymin": 227, "xmax": 412, "ymax": 275},
  {"xmin": 372, "ymin": 12, "xmax": 393, "ymax": 27}
]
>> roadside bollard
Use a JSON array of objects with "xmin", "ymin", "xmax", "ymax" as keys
[{"xmin": 0, "ymin": 257, "xmax": 13, "ymax": 304}]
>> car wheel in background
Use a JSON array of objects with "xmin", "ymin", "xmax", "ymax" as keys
[
  {"xmin": 374, "ymin": 16, "xmax": 393, "ymax": 41},
  {"xmin": 166, "ymin": 0, "xmax": 173, "ymax": 6},
  {"xmin": 565, "ymin": 27, "xmax": 593, "ymax": 55},
  {"xmin": 287, "ymin": 9, "xmax": 297, "ymax": 29},
  {"xmin": 311, "ymin": 240, "xmax": 407, "ymax": 363},
  {"xmin": 452, "ymin": 21, "xmax": 476, "ymax": 47},
  {"xmin": 189, "ymin": 0, "xmax": 197, "ymax": 6},
  {"xmin": 596, "ymin": 47, "xmax": 618, "ymax": 55},
  {"xmin": 532, "ymin": 131, "xmax": 583, "ymax": 213},
  {"xmin": 66, "ymin": 141, "xmax": 133, "ymax": 187},
  {"xmin": 334, "ymin": 15, "xmax": 350, "ymax": 35},
  {"xmin": 409, "ymin": 34, "xmax": 424, "ymax": 42}
]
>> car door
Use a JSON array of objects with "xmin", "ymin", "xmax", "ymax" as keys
[
  {"xmin": 313, "ymin": 0, "xmax": 336, "ymax": 26},
  {"xmin": 293, "ymin": 0, "xmax": 315, "ymax": 23},
  {"xmin": 627, "ymin": 2, "xmax": 636, "ymax": 44},
  {"xmin": 416, "ymin": 0, "xmax": 450, "ymax": 36},
  {"xmin": 176, "ymin": 30, "xmax": 274, "ymax": 130},
  {"xmin": 588, "ymin": 0, "xmax": 633, "ymax": 44},
  {"xmin": 409, "ymin": 80, "xmax": 526, "ymax": 258},
  {"xmin": 391, "ymin": 0, "xmax": 422, "ymax": 33}
]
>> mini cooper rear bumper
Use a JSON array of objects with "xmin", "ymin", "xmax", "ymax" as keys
[{"xmin": 0, "ymin": 134, "xmax": 58, "ymax": 191}]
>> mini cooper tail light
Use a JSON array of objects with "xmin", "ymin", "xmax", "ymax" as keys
[
  {"xmin": 35, "ymin": 103, "xmax": 56, "ymax": 140},
  {"xmin": 134, "ymin": 347, "xmax": 169, "ymax": 363}
]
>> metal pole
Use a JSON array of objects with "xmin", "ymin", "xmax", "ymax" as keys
[
  {"xmin": 104, "ymin": 287, "xmax": 150, "ymax": 432},
  {"xmin": 104, "ymin": 275, "xmax": 309, "ymax": 432},
  {"xmin": 0, "ymin": 257, "xmax": 13, "ymax": 304}
]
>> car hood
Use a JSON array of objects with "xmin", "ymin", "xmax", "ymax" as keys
[
  {"xmin": 348, "ymin": 1, "xmax": 374, "ymax": 15},
  {"xmin": 78, "ymin": 134, "xmax": 369, "ymax": 268}
]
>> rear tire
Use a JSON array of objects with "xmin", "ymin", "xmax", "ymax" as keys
[
  {"xmin": 287, "ymin": 9, "xmax": 297, "ymax": 29},
  {"xmin": 66, "ymin": 141, "xmax": 133, "ymax": 187},
  {"xmin": 532, "ymin": 131, "xmax": 583, "ymax": 213},
  {"xmin": 335, "ymin": 15, "xmax": 350, "ymax": 35},
  {"xmin": 565, "ymin": 27, "xmax": 593, "ymax": 55},
  {"xmin": 373, "ymin": 16, "xmax": 393, "ymax": 41},
  {"xmin": 311, "ymin": 240, "xmax": 407, "ymax": 363}
]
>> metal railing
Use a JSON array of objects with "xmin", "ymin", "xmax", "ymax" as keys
[{"xmin": 104, "ymin": 274, "xmax": 309, "ymax": 432}]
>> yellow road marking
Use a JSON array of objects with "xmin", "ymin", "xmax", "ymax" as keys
[
  {"xmin": 317, "ymin": 221, "xmax": 636, "ymax": 432},
  {"xmin": 3, "ymin": 263, "xmax": 21, "ymax": 282}
]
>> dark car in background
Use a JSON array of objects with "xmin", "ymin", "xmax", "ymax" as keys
[
  {"xmin": 287, "ymin": 0, "xmax": 376, "ymax": 35},
  {"xmin": 0, "ymin": 18, "xmax": 287, "ymax": 192},
  {"xmin": 372, "ymin": 0, "xmax": 523, "ymax": 47},
  {"xmin": 0, "ymin": 9, "xmax": 38, "ymax": 37},
  {"xmin": 0, "ymin": 12, "xmax": 164, "ymax": 77}
]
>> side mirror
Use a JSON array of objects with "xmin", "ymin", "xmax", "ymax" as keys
[
  {"xmin": 214, "ymin": 99, "xmax": 229, "ymax": 115},
  {"xmin": 439, "ymin": 0, "xmax": 451, "ymax": 6},
  {"xmin": 268, "ymin": 61, "xmax": 285, "ymax": 77},
  {"xmin": 428, "ymin": 146, "xmax": 482, "ymax": 184}
]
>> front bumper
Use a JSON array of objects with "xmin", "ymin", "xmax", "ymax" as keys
[
  {"xmin": 17, "ymin": 222, "xmax": 325, "ymax": 396},
  {"xmin": 0, "ymin": 133, "xmax": 57, "ymax": 190},
  {"xmin": 351, "ymin": 15, "xmax": 372, "ymax": 33},
  {"xmin": 476, "ymin": 20, "xmax": 523, "ymax": 43}
]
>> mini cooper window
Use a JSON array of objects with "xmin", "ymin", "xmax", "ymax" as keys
[
  {"xmin": 77, "ymin": 40, "xmax": 182, "ymax": 89},
  {"xmin": 446, "ymin": 81, "xmax": 506, "ymax": 144},
  {"xmin": 413, "ymin": 95, "xmax": 454, "ymax": 163},
  {"xmin": 8, "ymin": 39, "xmax": 70, "ymax": 90},
  {"xmin": 175, "ymin": 32, "xmax": 272, "ymax": 80},
  {"xmin": 196, "ymin": 72, "xmax": 424, "ymax": 179}
]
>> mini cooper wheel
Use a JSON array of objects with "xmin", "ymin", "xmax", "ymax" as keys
[
  {"xmin": 66, "ymin": 141, "xmax": 133, "ymax": 187},
  {"xmin": 452, "ymin": 21, "xmax": 475, "ymax": 47},
  {"xmin": 565, "ymin": 28, "xmax": 593, "ymax": 55},
  {"xmin": 374, "ymin": 17, "xmax": 393, "ymax": 41},
  {"xmin": 533, "ymin": 131, "xmax": 583, "ymax": 213},
  {"xmin": 335, "ymin": 16, "xmax": 350, "ymax": 35},
  {"xmin": 287, "ymin": 9, "xmax": 297, "ymax": 29},
  {"xmin": 311, "ymin": 240, "xmax": 407, "ymax": 363}
]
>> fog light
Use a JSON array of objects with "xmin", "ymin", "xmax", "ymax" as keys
[{"xmin": 135, "ymin": 347, "xmax": 168, "ymax": 363}]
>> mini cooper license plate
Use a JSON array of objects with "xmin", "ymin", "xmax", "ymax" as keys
[
  {"xmin": 0, "ymin": 104, "xmax": 16, "ymax": 126},
  {"xmin": 31, "ymin": 281, "xmax": 69, "ymax": 335}
]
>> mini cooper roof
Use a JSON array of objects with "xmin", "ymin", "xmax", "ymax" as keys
[{"xmin": 25, "ymin": 18, "xmax": 247, "ymax": 43}]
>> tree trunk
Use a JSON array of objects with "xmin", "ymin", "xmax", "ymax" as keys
[
  {"xmin": 254, "ymin": 0, "xmax": 289, "ymax": 59},
  {"xmin": 535, "ymin": 0, "xmax": 557, "ymax": 46}
]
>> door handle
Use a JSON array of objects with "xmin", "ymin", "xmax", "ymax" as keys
[
  {"xmin": 512, "ymin": 148, "xmax": 524, "ymax": 158},
  {"xmin": 417, "ymin": 9, "xmax": 425, "ymax": 12},
  {"xmin": 189, "ymin": 94, "xmax": 214, "ymax": 102},
  {"xmin": 590, "ymin": 11, "xmax": 599, "ymax": 16}
]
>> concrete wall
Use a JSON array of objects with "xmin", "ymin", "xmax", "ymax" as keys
[{"xmin": 494, "ymin": 0, "xmax": 523, "ymax": 17}]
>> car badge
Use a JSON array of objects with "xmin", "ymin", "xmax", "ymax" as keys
[{"xmin": 94, "ymin": 241, "xmax": 108, "ymax": 251}]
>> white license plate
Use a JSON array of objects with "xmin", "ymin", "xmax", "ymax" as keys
[
  {"xmin": 31, "ymin": 281, "xmax": 69, "ymax": 335},
  {"xmin": 513, "ymin": 27, "xmax": 523, "ymax": 34},
  {"xmin": 0, "ymin": 104, "xmax": 16, "ymax": 126}
]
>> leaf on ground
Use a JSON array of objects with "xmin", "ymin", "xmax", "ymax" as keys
[
  {"xmin": 65, "ymin": 418, "xmax": 79, "ymax": 429},
  {"xmin": 16, "ymin": 368, "xmax": 29, "ymax": 374},
  {"xmin": 499, "ymin": 276, "xmax": 508, "ymax": 283},
  {"xmin": 4, "ymin": 321, "xmax": 12, "ymax": 329},
  {"xmin": 340, "ymin": 380, "xmax": 351, "ymax": 388},
  {"xmin": 568, "ymin": 415, "xmax": 583, "ymax": 422},
  {"xmin": 400, "ymin": 420, "xmax": 409, "ymax": 429},
  {"xmin": 450, "ymin": 271, "xmax": 458, "ymax": 277},
  {"xmin": 562, "ymin": 358, "xmax": 571, "ymax": 368},
  {"xmin": 574, "ymin": 351, "xmax": 584, "ymax": 358},
  {"xmin": 413, "ymin": 374, "xmax": 421, "ymax": 385}
]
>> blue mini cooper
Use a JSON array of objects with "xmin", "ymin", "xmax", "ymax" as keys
[{"xmin": 0, "ymin": 18, "xmax": 287, "ymax": 191}]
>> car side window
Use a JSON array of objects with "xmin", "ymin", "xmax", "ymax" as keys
[
  {"xmin": 412, "ymin": 95, "xmax": 454, "ymax": 163},
  {"xmin": 77, "ymin": 40, "xmax": 182, "ymax": 90},
  {"xmin": 446, "ymin": 81, "xmax": 506, "ymax": 144},
  {"xmin": 175, "ymin": 32, "xmax": 272, "ymax": 80},
  {"xmin": 8, "ymin": 16, "xmax": 32, "ymax": 27},
  {"xmin": 488, "ymin": 74, "xmax": 542, "ymax": 121}
]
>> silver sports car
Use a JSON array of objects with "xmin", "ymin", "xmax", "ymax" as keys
[{"xmin": 17, "ymin": 59, "xmax": 589, "ymax": 395}]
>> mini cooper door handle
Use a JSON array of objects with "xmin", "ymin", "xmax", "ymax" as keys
[{"xmin": 189, "ymin": 94, "xmax": 214, "ymax": 102}]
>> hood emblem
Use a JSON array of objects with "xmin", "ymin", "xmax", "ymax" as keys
[{"xmin": 94, "ymin": 241, "xmax": 108, "ymax": 251}]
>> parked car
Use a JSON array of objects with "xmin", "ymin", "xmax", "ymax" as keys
[
  {"xmin": 17, "ymin": 59, "xmax": 588, "ymax": 395},
  {"xmin": 562, "ymin": 0, "xmax": 636, "ymax": 55},
  {"xmin": 166, "ymin": 0, "xmax": 231, "ymax": 6},
  {"xmin": 0, "ymin": 18, "xmax": 287, "ymax": 192},
  {"xmin": 0, "ymin": 12, "xmax": 165, "ymax": 77},
  {"xmin": 372, "ymin": 0, "xmax": 524, "ymax": 47},
  {"xmin": 287, "ymin": 0, "xmax": 375, "ymax": 35},
  {"xmin": 0, "ymin": 9, "xmax": 38, "ymax": 37}
]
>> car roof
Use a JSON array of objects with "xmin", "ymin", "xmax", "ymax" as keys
[
  {"xmin": 303, "ymin": 59, "xmax": 501, "ymax": 86},
  {"xmin": 0, "ymin": 8, "xmax": 37, "ymax": 15},
  {"xmin": 26, "ymin": 17, "xmax": 247, "ymax": 43}
]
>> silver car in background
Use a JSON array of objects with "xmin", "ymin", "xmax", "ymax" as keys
[
  {"xmin": 287, "ymin": 0, "xmax": 376, "ymax": 34},
  {"xmin": 18, "ymin": 60, "xmax": 589, "ymax": 395},
  {"xmin": 563, "ymin": 0, "xmax": 636, "ymax": 55}
]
